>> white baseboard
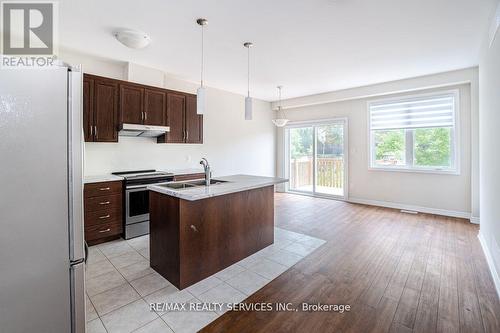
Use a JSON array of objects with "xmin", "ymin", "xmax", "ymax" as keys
[
  {"xmin": 478, "ymin": 231, "xmax": 500, "ymax": 298},
  {"xmin": 347, "ymin": 197, "xmax": 471, "ymax": 219},
  {"xmin": 470, "ymin": 216, "xmax": 480, "ymax": 225}
]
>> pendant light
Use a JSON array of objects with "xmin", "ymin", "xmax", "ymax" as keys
[
  {"xmin": 243, "ymin": 42, "xmax": 253, "ymax": 120},
  {"xmin": 272, "ymin": 86, "xmax": 289, "ymax": 127},
  {"xmin": 196, "ymin": 18, "xmax": 208, "ymax": 115}
]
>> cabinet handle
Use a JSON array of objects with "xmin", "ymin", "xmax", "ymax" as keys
[
  {"xmin": 94, "ymin": 125, "xmax": 97, "ymax": 139},
  {"xmin": 141, "ymin": 111, "xmax": 145, "ymax": 122},
  {"xmin": 99, "ymin": 201, "xmax": 110, "ymax": 205},
  {"xmin": 99, "ymin": 215, "xmax": 110, "ymax": 219},
  {"xmin": 90, "ymin": 125, "xmax": 93, "ymax": 137},
  {"xmin": 190, "ymin": 225, "xmax": 198, "ymax": 232},
  {"xmin": 99, "ymin": 187, "xmax": 111, "ymax": 191},
  {"xmin": 144, "ymin": 111, "xmax": 147, "ymax": 121},
  {"xmin": 98, "ymin": 228, "xmax": 111, "ymax": 233},
  {"xmin": 186, "ymin": 130, "xmax": 189, "ymax": 141}
]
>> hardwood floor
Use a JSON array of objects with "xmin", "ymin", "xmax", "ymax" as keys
[{"xmin": 201, "ymin": 193, "xmax": 500, "ymax": 333}]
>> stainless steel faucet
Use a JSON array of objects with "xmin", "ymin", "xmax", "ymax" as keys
[{"xmin": 200, "ymin": 158, "xmax": 211, "ymax": 186}]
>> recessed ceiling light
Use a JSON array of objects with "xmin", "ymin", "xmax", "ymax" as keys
[{"xmin": 113, "ymin": 30, "xmax": 151, "ymax": 49}]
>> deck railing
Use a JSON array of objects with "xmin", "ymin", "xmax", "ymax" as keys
[{"xmin": 290, "ymin": 157, "xmax": 344, "ymax": 189}]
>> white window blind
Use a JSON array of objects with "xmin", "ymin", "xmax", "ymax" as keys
[{"xmin": 369, "ymin": 94, "xmax": 455, "ymax": 131}]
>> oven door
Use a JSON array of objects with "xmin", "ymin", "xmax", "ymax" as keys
[{"xmin": 125, "ymin": 186, "xmax": 150, "ymax": 225}]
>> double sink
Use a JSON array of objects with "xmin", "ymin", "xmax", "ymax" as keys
[{"xmin": 159, "ymin": 179, "xmax": 228, "ymax": 190}]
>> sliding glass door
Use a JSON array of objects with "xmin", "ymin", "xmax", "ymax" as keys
[
  {"xmin": 289, "ymin": 127, "xmax": 314, "ymax": 193},
  {"xmin": 287, "ymin": 119, "xmax": 347, "ymax": 199}
]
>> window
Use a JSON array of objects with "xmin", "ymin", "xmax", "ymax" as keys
[{"xmin": 368, "ymin": 91, "xmax": 458, "ymax": 173}]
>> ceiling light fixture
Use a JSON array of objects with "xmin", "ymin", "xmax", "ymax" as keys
[
  {"xmin": 113, "ymin": 30, "xmax": 151, "ymax": 49},
  {"xmin": 196, "ymin": 18, "xmax": 208, "ymax": 115},
  {"xmin": 243, "ymin": 42, "xmax": 253, "ymax": 120},
  {"xmin": 272, "ymin": 86, "xmax": 289, "ymax": 127}
]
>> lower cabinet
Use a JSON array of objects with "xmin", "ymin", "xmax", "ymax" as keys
[{"xmin": 84, "ymin": 180, "xmax": 123, "ymax": 245}]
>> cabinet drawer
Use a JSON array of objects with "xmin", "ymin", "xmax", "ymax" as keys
[
  {"xmin": 85, "ymin": 193, "xmax": 121, "ymax": 212},
  {"xmin": 84, "ymin": 181, "xmax": 122, "ymax": 198},
  {"xmin": 85, "ymin": 222, "xmax": 122, "ymax": 241},
  {"xmin": 173, "ymin": 173, "xmax": 205, "ymax": 181},
  {"xmin": 85, "ymin": 208, "xmax": 122, "ymax": 227}
]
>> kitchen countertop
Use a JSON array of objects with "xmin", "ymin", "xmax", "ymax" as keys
[
  {"xmin": 83, "ymin": 169, "xmax": 205, "ymax": 184},
  {"xmin": 83, "ymin": 174, "xmax": 124, "ymax": 184},
  {"xmin": 148, "ymin": 174, "xmax": 288, "ymax": 201}
]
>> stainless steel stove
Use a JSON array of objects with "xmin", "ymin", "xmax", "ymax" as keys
[{"xmin": 112, "ymin": 170, "xmax": 174, "ymax": 239}]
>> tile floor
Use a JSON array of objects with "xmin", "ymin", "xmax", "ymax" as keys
[{"xmin": 85, "ymin": 227, "xmax": 326, "ymax": 333}]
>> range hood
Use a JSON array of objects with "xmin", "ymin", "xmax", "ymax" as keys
[{"xmin": 119, "ymin": 123, "xmax": 170, "ymax": 137}]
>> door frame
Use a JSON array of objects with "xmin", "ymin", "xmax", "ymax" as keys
[{"xmin": 283, "ymin": 117, "xmax": 349, "ymax": 201}]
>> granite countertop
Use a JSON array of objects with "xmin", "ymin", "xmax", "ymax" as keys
[
  {"xmin": 83, "ymin": 168, "xmax": 205, "ymax": 184},
  {"xmin": 148, "ymin": 174, "xmax": 288, "ymax": 201},
  {"xmin": 83, "ymin": 174, "xmax": 123, "ymax": 184}
]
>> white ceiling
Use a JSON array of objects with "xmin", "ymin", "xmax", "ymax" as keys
[{"xmin": 59, "ymin": 0, "xmax": 496, "ymax": 101}]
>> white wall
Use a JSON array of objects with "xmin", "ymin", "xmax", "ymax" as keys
[
  {"xmin": 276, "ymin": 72, "xmax": 477, "ymax": 218},
  {"xmin": 478, "ymin": 0, "xmax": 500, "ymax": 296},
  {"xmin": 59, "ymin": 50, "xmax": 276, "ymax": 177}
]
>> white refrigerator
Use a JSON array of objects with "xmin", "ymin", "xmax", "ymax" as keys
[{"xmin": 0, "ymin": 65, "xmax": 86, "ymax": 332}]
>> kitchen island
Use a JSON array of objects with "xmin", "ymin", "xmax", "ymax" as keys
[{"xmin": 147, "ymin": 175, "xmax": 288, "ymax": 289}]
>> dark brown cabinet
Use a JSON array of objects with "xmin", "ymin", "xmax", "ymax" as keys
[
  {"xmin": 83, "ymin": 74, "xmax": 119, "ymax": 142},
  {"xmin": 144, "ymin": 88, "xmax": 167, "ymax": 126},
  {"xmin": 185, "ymin": 95, "xmax": 203, "ymax": 144},
  {"xmin": 150, "ymin": 185, "xmax": 274, "ymax": 289},
  {"xmin": 162, "ymin": 93, "xmax": 186, "ymax": 143},
  {"xmin": 120, "ymin": 83, "xmax": 167, "ymax": 127},
  {"xmin": 82, "ymin": 77, "xmax": 93, "ymax": 142},
  {"xmin": 120, "ymin": 84, "xmax": 144, "ymax": 124},
  {"xmin": 158, "ymin": 92, "xmax": 203, "ymax": 144},
  {"xmin": 84, "ymin": 180, "xmax": 123, "ymax": 245},
  {"xmin": 83, "ymin": 73, "xmax": 201, "ymax": 144}
]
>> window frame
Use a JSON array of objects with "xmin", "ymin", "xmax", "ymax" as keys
[{"xmin": 367, "ymin": 89, "xmax": 460, "ymax": 175}]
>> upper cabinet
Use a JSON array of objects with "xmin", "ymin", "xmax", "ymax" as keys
[
  {"xmin": 119, "ymin": 83, "xmax": 167, "ymax": 126},
  {"xmin": 163, "ymin": 93, "xmax": 185, "ymax": 143},
  {"xmin": 119, "ymin": 84, "xmax": 144, "ymax": 124},
  {"xmin": 83, "ymin": 73, "xmax": 201, "ymax": 144},
  {"xmin": 82, "ymin": 77, "xmax": 93, "ymax": 142},
  {"xmin": 185, "ymin": 95, "xmax": 203, "ymax": 144},
  {"xmin": 158, "ymin": 92, "xmax": 203, "ymax": 144},
  {"xmin": 83, "ymin": 74, "xmax": 119, "ymax": 143},
  {"xmin": 144, "ymin": 88, "xmax": 167, "ymax": 126}
]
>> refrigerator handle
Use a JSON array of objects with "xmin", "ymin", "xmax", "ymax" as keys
[
  {"xmin": 84, "ymin": 241, "xmax": 88, "ymax": 263},
  {"xmin": 68, "ymin": 68, "xmax": 85, "ymax": 262}
]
